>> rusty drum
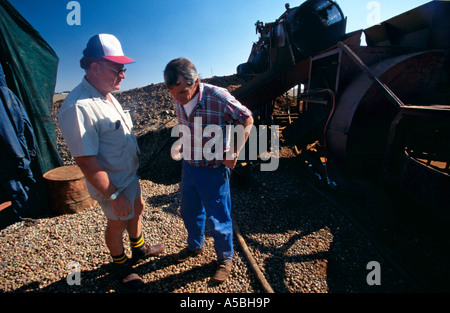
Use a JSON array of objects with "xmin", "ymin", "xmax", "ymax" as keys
[{"xmin": 43, "ymin": 165, "xmax": 97, "ymax": 215}]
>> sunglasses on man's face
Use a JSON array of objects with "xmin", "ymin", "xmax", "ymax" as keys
[{"xmin": 100, "ymin": 63, "xmax": 126, "ymax": 76}]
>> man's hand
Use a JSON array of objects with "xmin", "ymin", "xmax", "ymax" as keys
[
  {"xmin": 171, "ymin": 143, "xmax": 182, "ymax": 161},
  {"xmin": 222, "ymin": 116, "xmax": 253, "ymax": 170},
  {"xmin": 222, "ymin": 157, "xmax": 238, "ymax": 169},
  {"xmin": 75, "ymin": 155, "xmax": 132, "ymax": 218},
  {"xmin": 110, "ymin": 193, "xmax": 132, "ymax": 218}
]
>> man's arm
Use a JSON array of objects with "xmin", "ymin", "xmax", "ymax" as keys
[
  {"xmin": 222, "ymin": 115, "xmax": 254, "ymax": 169},
  {"xmin": 75, "ymin": 155, "xmax": 132, "ymax": 218}
]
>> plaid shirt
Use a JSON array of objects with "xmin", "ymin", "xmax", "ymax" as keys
[{"xmin": 175, "ymin": 83, "xmax": 252, "ymax": 167}]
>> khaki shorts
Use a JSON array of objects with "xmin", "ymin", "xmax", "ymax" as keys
[{"xmin": 97, "ymin": 178, "xmax": 141, "ymax": 221}]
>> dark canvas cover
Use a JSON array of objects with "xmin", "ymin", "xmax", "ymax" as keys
[
  {"xmin": 0, "ymin": 0, "xmax": 63, "ymax": 177},
  {"xmin": 0, "ymin": 0, "xmax": 63, "ymax": 218}
]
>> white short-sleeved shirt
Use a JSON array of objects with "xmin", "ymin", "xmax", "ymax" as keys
[{"xmin": 58, "ymin": 77, "xmax": 140, "ymax": 201}]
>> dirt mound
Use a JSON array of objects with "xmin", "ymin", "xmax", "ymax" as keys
[{"xmin": 114, "ymin": 75, "xmax": 249, "ymax": 136}]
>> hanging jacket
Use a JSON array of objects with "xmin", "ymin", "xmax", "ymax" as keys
[{"xmin": 0, "ymin": 62, "xmax": 36, "ymax": 216}]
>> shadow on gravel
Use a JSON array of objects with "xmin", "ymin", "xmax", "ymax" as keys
[
  {"xmin": 146, "ymin": 191, "xmax": 180, "ymax": 216},
  {"xmin": 13, "ymin": 254, "xmax": 217, "ymax": 293},
  {"xmin": 230, "ymin": 155, "xmax": 416, "ymax": 293},
  {"xmin": 135, "ymin": 258, "xmax": 217, "ymax": 292}
]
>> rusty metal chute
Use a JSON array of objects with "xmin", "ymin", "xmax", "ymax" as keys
[{"xmin": 326, "ymin": 48, "xmax": 448, "ymax": 182}]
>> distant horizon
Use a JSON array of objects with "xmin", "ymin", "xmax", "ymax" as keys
[{"xmin": 53, "ymin": 71, "xmax": 241, "ymax": 95}]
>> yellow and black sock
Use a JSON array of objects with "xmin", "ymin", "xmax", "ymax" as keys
[
  {"xmin": 112, "ymin": 251, "xmax": 128, "ymax": 265},
  {"xmin": 130, "ymin": 233, "xmax": 145, "ymax": 251}
]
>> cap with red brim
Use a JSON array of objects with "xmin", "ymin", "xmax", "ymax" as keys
[{"xmin": 83, "ymin": 34, "xmax": 135, "ymax": 64}]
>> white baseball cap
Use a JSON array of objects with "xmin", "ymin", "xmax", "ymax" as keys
[{"xmin": 83, "ymin": 33, "xmax": 135, "ymax": 64}]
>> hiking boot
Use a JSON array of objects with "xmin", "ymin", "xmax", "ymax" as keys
[
  {"xmin": 212, "ymin": 259, "xmax": 232, "ymax": 284},
  {"xmin": 174, "ymin": 247, "xmax": 204, "ymax": 263},
  {"xmin": 131, "ymin": 243, "xmax": 165, "ymax": 264}
]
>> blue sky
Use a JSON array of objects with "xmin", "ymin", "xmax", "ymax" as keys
[{"xmin": 7, "ymin": 0, "xmax": 430, "ymax": 93}]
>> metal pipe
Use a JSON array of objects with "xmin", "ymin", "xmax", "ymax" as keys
[
  {"xmin": 231, "ymin": 213, "xmax": 275, "ymax": 293},
  {"xmin": 337, "ymin": 41, "xmax": 405, "ymax": 108}
]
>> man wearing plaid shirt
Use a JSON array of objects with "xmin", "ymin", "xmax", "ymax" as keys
[{"xmin": 164, "ymin": 58, "xmax": 253, "ymax": 283}]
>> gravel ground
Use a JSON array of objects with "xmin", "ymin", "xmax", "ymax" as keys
[
  {"xmin": 0, "ymin": 75, "xmax": 429, "ymax": 295},
  {"xmin": 0, "ymin": 146, "xmax": 416, "ymax": 294}
]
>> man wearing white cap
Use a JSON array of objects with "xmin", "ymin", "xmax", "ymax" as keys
[{"xmin": 58, "ymin": 34, "xmax": 164, "ymax": 289}]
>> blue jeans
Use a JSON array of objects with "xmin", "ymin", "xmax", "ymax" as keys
[{"xmin": 180, "ymin": 161, "xmax": 233, "ymax": 262}]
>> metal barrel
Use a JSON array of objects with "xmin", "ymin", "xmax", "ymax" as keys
[{"xmin": 43, "ymin": 165, "xmax": 97, "ymax": 215}]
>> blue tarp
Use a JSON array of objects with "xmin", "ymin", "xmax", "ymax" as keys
[{"xmin": 0, "ymin": 63, "xmax": 38, "ymax": 218}]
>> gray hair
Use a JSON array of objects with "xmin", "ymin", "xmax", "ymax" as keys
[
  {"xmin": 164, "ymin": 58, "xmax": 199, "ymax": 88},
  {"xmin": 80, "ymin": 57, "xmax": 103, "ymax": 70}
]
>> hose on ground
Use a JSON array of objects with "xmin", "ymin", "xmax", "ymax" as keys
[{"xmin": 231, "ymin": 213, "xmax": 275, "ymax": 293}]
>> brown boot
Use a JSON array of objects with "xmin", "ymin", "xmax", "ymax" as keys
[
  {"xmin": 131, "ymin": 243, "xmax": 165, "ymax": 264},
  {"xmin": 212, "ymin": 259, "xmax": 232, "ymax": 283}
]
